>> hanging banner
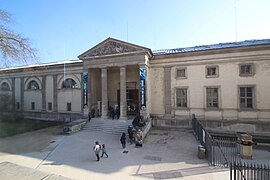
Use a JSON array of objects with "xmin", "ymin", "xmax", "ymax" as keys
[
  {"xmin": 83, "ymin": 72, "xmax": 88, "ymax": 106},
  {"xmin": 140, "ymin": 67, "xmax": 146, "ymax": 110}
]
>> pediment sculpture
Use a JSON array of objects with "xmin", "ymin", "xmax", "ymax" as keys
[{"xmin": 85, "ymin": 41, "xmax": 140, "ymax": 57}]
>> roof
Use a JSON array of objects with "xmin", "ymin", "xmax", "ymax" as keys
[
  {"xmin": 152, "ymin": 39, "xmax": 270, "ymax": 56},
  {"xmin": 0, "ymin": 60, "xmax": 82, "ymax": 71},
  {"xmin": 1, "ymin": 38, "xmax": 270, "ymax": 72}
]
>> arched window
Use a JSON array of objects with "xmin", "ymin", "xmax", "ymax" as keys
[
  {"xmin": 27, "ymin": 80, "xmax": 40, "ymax": 90},
  {"xmin": 1, "ymin": 82, "xmax": 10, "ymax": 91},
  {"xmin": 62, "ymin": 78, "xmax": 77, "ymax": 89}
]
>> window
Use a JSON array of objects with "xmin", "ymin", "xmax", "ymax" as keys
[
  {"xmin": 67, "ymin": 103, "xmax": 72, "ymax": 111},
  {"xmin": 240, "ymin": 86, "xmax": 254, "ymax": 109},
  {"xmin": 239, "ymin": 64, "xmax": 254, "ymax": 76},
  {"xmin": 176, "ymin": 68, "xmax": 186, "ymax": 78},
  {"xmin": 1, "ymin": 82, "xmax": 10, "ymax": 91},
  {"xmin": 62, "ymin": 78, "xmax": 77, "ymax": 89},
  {"xmin": 176, "ymin": 88, "xmax": 187, "ymax": 108},
  {"xmin": 206, "ymin": 66, "xmax": 218, "ymax": 78},
  {"xmin": 28, "ymin": 80, "xmax": 40, "ymax": 90},
  {"xmin": 206, "ymin": 88, "xmax": 219, "ymax": 108},
  {"xmin": 31, "ymin": 102, "xmax": 35, "ymax": 110},
  {"xmin": 16, "ymin": 102, "xmax": 20, "ymax": 110},
  {"xmin": 48, "ymin": 102, "xmax": 52, "ymax": 111}
]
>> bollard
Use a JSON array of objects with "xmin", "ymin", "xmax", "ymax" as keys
[{"xmin": 198, "ymin": 145, "xmax": 206, "ymax": 159}]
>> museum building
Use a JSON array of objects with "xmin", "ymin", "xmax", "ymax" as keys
[{"xmin": 0, "ymin": 38, "xmax": 270, "ymax": 133}]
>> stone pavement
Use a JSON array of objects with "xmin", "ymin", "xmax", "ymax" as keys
[
  {"xmin": 0, "ymin": 162, "xmax": 71, "ymax": 180},
  {"xmin": 0, "ymin": 119, "xmax": 230, "ymax": 179}
]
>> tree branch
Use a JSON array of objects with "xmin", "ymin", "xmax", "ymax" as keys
[{"xmin": 0, "ymin": 9, "xmax": 37, "ymax": 67}]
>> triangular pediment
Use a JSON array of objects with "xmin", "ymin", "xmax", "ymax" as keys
[{"xmin": 78, "ymin": 38, "xmax": 151, "ymax": 59}]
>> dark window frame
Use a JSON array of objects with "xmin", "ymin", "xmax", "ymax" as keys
[
  {"xmin": 48, "ymin": 102, "xmax": 52, "ymax": 111},
  {"xmin": 27, "ymin": 80, "xmax": 40, "ymax": 90},
  {"xmin": 206, "ymin": 87, "xmax": 219, "ymax": 108},
  {"xmin": 206, "ymin": 66, "xmax": 219, "ymax": 78},
  {"xmin": 16, "ymin": 102, "xmax": 20, "ymax": 110},
  {"xmin": 31, "ymin": 102, "xmax": 35, "ymax": 110},
  {"xmin": 239, "ymin": 86, "xmax": 254, "ymax": 109},
  {"xmin": 176, "ymin": 68, "xmax": 187, "ymax": 79},
  {"xmin": 239, "ymin": 64, "xmax": 254, "ymax": 77},
  {"xmin": 67, "ymin": 102, "xmax": 72, "ymax": 111},
  {"xmin": 176, "ymin": 88, "xmax": 188, "ymax": 108},
  {"xmin": 62, "ymin": 78, "xmax": 77, "ymax": 89},
  {"xmin": 1, "ymin": 82, "xmax": 11, "ymax": 91}
]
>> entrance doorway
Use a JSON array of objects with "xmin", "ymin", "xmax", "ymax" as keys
[{"xmin": 117, "ymin": 89, "xmax": 139, "ymax": 115}]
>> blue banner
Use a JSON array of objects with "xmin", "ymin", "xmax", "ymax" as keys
[
  {"xmin": 83, "ymin": 72, "xmax": 88, "ymax": 106},
  {"xmin": 140, "ymin": 68, "xmax": 146, "ymax": 110}
]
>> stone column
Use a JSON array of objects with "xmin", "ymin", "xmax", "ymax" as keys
[
  {"xmin": 101, "ymin": 68, "xmax": 108, "ymax": 118},
  {"xmin": 53, "ymin": 75, "xmax": 58, "ymax": 112},
  {"xmin": 87, "ymin": 69, "xmax": 92, "ymax": 111},
  {"xmin": 20, "ymin": 77, "xmax": 24, "ymax": 111},
  {"xmin": 164, "ymin": 67, "xmax": 172, "ymax": 117},
  {"xmin": 81, "ymin": 72, "xmax": 84, "ymax": 112},
  {"xmin": 11, "ymin": 78, "xmax": 15, "ymax": 111},
  {"xmin": 42, "ymin": 75, "xmax": 46, "ymax": 111},
  {"xmin": 120, "ymin": 66, "xmax": 127, "ymax": 120}
]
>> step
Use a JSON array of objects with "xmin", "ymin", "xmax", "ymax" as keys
[{"xmin": 80, "ymin": 118, "xmax": 133, "ymax": 135}]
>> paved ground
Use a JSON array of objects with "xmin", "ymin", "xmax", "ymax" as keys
[
  {"xmin": 0, "ymin": 119, "xmax": 231, "ymax": 179},
  {"xmin": 0, "ymin": 125, "xmax": 62, "ymax": 156}
]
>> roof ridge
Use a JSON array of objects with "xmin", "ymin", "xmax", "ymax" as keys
[{"xmin": 153, "ymin": 38, "xmax": 270, "ymax": 55}]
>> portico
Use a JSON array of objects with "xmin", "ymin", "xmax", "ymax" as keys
[{"xmin": 79, "ymin": 38, "xmax": 152, "ymax": 120}]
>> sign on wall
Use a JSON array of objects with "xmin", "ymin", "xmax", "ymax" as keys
[
  {"xmin": 140, "ymin": 67, "xmax": 146, "ymax": 110},
  {"xmin": 83, "ymin": 72, "xmax": 88, "ymax": 106}
]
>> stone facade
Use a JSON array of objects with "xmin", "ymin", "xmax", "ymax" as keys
[
  {"xmin": 0, "ymin": 62, "xmax": 83, "ymax": 122},
  {"xmin": 150, "ymin": 43, "xmax": 270, "ymax": 133},
  {"xmin": 0, "ymin": 38, "xmax": 270, "ymax": 133}
]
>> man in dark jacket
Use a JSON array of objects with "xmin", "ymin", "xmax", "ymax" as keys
[
  {"xmin": 120, "ymin": 133, "xmax": 126, "ymax": 148},
  {"xmin": 128, "ymin": 126, "xmax": 134, "ymax": 144}
]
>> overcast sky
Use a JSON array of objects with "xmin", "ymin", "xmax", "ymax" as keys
[{"xmin": 2, "ymin": 0, "xmax": 270, "ymax": 65}]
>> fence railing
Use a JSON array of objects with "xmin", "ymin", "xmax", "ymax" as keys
[
  {"xmin": 192, "ymin": 114, "xmax": 231, "ymax": 167},
  {"xmin": 191, "ymin": 114, "xmax": 270, "ymax": 180},
  {"xmin": 230, "ymin": 162, "xmax": 270, "ymax": 180}
]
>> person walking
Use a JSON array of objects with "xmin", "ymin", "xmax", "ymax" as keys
[
  {"xmin": 128, "ymin": 126, "xmax": 134, "ymax": 144},
  {"xmin": 100, "ymin": 144, "xmax": 108, "ymax": 158},
  {"xmin": 110, "ymin": 107, "xmax": 115, "ymax": 120},
  {"xmin": 120, "ymin": 133, "xmax": 126, "ymax": 149},
  {"xmin": 135, "ymin": 129, "xmax": 143, "ymax": 147},
  {"xmin": 93, "ymin": 141, "xmax": 101, "ymax": 161},
  {"xmin": 88, "ymin": 112, "xmax": 91, "ymax": 121},
  {"xmin": 115, "ymin": 106, "xmax": 120, "ymax": 120}
]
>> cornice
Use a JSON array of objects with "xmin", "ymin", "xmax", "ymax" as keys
[{"xmin": 150, "ymin": 53, "xmax": 270, "ymax": 68}]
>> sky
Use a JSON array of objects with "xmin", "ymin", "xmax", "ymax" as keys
[{"xmin": 1, "ymin": 0, "xmax": 270, "ymax": 66}]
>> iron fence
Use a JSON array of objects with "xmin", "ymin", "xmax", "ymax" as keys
[
  {"xmin": 192, "ymin": 115, "xmax": 212, "ymax": 164},
  {"xmin": 191, "ymin": 114, "xmax": 270, "ymax": 180},
  {"xmin": 230, "ymin": 162, "xmax": 270, "ymax": 180},
  {"xmin": 192, "ymin": 114, "xmax": 234, "ymax": 167}
]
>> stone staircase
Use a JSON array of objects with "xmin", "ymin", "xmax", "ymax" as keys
[{"xmin": 81, "ymin": 117, "xmax": 133, "ymax": 135}]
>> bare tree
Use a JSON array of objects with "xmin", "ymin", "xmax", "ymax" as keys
[{"xmin": 0, "ymin": 9, "xmax": 36, "ymax": 67}]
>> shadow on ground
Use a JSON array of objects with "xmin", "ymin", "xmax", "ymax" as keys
[{"xmin": 0, "ymin": 120, "xmax": 229, "ymax": 179}]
